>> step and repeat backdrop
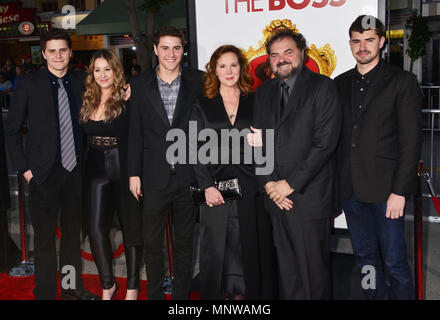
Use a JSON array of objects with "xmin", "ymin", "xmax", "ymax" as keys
[
  {"xmin": 188, "ymin": 0, "xmax": 386, "ymax": 228},
  {"xmin": 191, "ymin": 0, "xmax": 384, "ymax": 78}
]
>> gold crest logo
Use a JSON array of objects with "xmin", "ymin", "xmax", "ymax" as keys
[{"xmin": 246, "ymin": 19, "xmax": 337, "ymax": 89}]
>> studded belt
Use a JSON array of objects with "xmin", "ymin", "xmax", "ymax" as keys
[{"xmin": 91, "ymin": 136, "xmax": 118, "ymax": 147}]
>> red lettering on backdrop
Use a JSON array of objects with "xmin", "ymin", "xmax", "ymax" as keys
[
  {"xmin": 252, "ymin": 0, "xmax": 264, "ymax": 12},
  {"xmin": 286, "ymin": 0, "xmax": 310, "ymax": 10},
  {"xmin": 330, "ymin": 0, "xmax": 346, "ymax": 6},
  {"xmin": 232, "ymin": 0, "xmax": 346, "ymax": 13},
  {"xmin": 235, "ymin": 0, "xmax": 250, "ymax": 13},
  {"xmin": 269, "ymin": 0, "xmax": 285, "ymax": 10},
  {"xmin": 312, "ymin": 0, "xmax": 328, "ymax": 8}
]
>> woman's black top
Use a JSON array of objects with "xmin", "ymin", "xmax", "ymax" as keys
[
  {"xmin": 191, "ymin": 92, "xmax": 256, "ymax": 191},
  {"xmin": 82, "ymin": 119, "xmax": 116, "ymax": 140}
]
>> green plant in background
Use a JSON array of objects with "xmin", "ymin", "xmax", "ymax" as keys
[
  {"xmin": 126, "ymin": 0, "xmax": 175, "ymax": 72},
  {"xmin": 405, "ymin": 9, "xmax": 432, "ymax": 73}
]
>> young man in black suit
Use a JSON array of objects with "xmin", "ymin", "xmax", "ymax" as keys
[
  {"xmin": 5, "ymin": 31, "xmax": 98, "ymax": 300},
  {"xmin": 128, "ymin": 26, "xmax": 203, "ymax": 300},
  {"xmin": 253, "ymin": 29, "xmax": 341, "ymax": 299},
  {"xmin": 334, "ymin": 16, "xmax": 422, "ymax": 299}
]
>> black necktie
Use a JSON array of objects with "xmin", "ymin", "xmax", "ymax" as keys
[{"xmin": 280, "ymin": 81, "xmax": 290, "ymax": 115}]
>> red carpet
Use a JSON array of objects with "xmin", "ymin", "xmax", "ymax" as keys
[{"xmin": 0, "ymin": 272, "xmax": 200, "ymax": 300}]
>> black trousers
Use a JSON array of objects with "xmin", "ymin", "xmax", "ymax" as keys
[
  {"xmin": 85, "ymin": 147, "xmax": 142, "ymax": 290},
  {"xmin": 267, "ymin": 205, "xmax": 332, "ymax": 300},
  {"xmin": 29, "ymin": 163, "xmax": 83, "ymax": 300},
  {"xmin": 199, "ymin": 200, "xmax": 245, "ymax": 300},
  {"xmin": 142, "ymin": 175, "xmax": 196, "ymax": 300},
  {"xmin": 0, "ymin": 208, "xmax": 20, "ymax": 272}
]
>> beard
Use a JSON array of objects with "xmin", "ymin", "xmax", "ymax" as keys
[
  {"xmin": 355, "ymin": 50, "xmax": 380, "ymax": 65},
  {"xmin": 272, "ymin": 58, "xmax": 303, "ymax": 80}
]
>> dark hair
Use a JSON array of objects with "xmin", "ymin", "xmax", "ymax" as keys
[
  {"xmin": 40, "ymin": 30, "xmax": 72, "ymax": 52},
  {"xmin": 265, "ymin": 29, "xmax": 307, "ymax": 56},
  {"xmin": 349, "ymin": 15, "xmax": 386, "ymax": 39},
  {"xmin": 132, "ymin": 65, "xmax": 141, "ymax": 74},
  {"xmin": 204, "ymin": 45, "xmax": 253, "ymax": 99},
  {"xmin": 153, "ymin": 26, "xmax": 186, "ymax": 47}
]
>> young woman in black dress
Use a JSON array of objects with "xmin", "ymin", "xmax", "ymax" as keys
[
  {"xmin": 79, "ymin": 49, "xmax": 142, "ymax": 300},
  {"xmin": 192, "ymin": 45, "xmax": 277, "ymax": 300}
]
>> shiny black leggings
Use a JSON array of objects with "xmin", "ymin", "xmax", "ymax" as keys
[{"xmin": 85, "ymin": 147, "xmax": 141, "ymax": 290}]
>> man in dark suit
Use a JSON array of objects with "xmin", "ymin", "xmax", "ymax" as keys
[
  {"xmin": 1, "ymin": 109, "xmax": 21, "ymax": 272},
  {"xmin": 128, "ymin": 26, "xmax": 203, "ymax": 300},
  {"xmin": 253, "ymin": 29, "xmax": 341, "ymax": 299},
  {"xmin": 5, "ymin": 31, "xmax": 97, "ymax": 300},
  {"xmin": 334, "ymin": 16, "xmax": 422, "ymax": 300}
]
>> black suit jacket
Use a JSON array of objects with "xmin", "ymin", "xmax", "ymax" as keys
[
  {"xmin": 191, "ymin": 93, "xmax": 255, "ymax": 190},
  {"xmin": 5, "ymin": 68, "xmax": 86, "ymax": 185},
  {"xmin": 334, "ymin": 61, "xmax": 422, "ymax": 202},
  {"xmin": 128, "ymin": 67, "xmax": 204, "ymax": 190},
  {"xmin": 254, "ymin": 66, "xmax": 341, "ymax": 219},
  {"xmin": 0, "ymin": 114, "xmax": 10, "ymax": 210}
]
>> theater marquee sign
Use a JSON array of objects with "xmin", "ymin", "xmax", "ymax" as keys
[{"xmin": 0, "ymin": 2, "xmax": 36, "ymax": 27}]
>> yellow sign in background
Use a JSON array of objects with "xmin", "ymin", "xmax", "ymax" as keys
[{"xmin": 71, "ymin": 33, "xmax": 104, "ymax": 51}]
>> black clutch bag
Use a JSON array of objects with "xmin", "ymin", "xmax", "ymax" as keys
[{"xmin": 190, "ymin": 177, "xmax": 242, "ymax": 204}]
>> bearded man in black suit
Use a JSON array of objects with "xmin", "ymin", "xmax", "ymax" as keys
[{"xmin": 253, "ymin": 29, "xmax": 341, "ymax": 299}]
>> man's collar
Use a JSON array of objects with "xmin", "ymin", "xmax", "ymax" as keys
[
  {"xmin": 280, "ymin": 70, "xmax": 299, "ymax": 91},
  {"xmin": 47, "ymin": 67, "xmax": 70, "ymax": 81},
  {"xmin": 355, "ymin": 58, "xmax": 383, "ymax": 79},
  {"xmin": 156, "ymin": 65, "xmax": 182, "ymax": 85}
]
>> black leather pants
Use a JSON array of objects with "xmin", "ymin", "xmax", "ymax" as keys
[{"xmin": 85, "ymin": 147, "xmax": 141, "ymax": 290}]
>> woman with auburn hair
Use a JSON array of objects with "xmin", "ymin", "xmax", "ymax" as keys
[
  {"xmin": 79, "ymin": 49, "xmax": 142, "ymax": 300},
  {"xmin": 191, "ymin": 45, "xmax": 277, "ymax": 300}
]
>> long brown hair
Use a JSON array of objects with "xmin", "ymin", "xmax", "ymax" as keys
[
  {"xmin": 203, "ymin": 45, "xmax": 253, "ymax": 99},
  {"xmin": 79, "ymin": 49, "xmax": 126, "ymax": 124}
]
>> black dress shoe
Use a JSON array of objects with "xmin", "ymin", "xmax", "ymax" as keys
[{"xmin": 61, "ymin": 288, "xmax": 100, "ymax": 300}]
